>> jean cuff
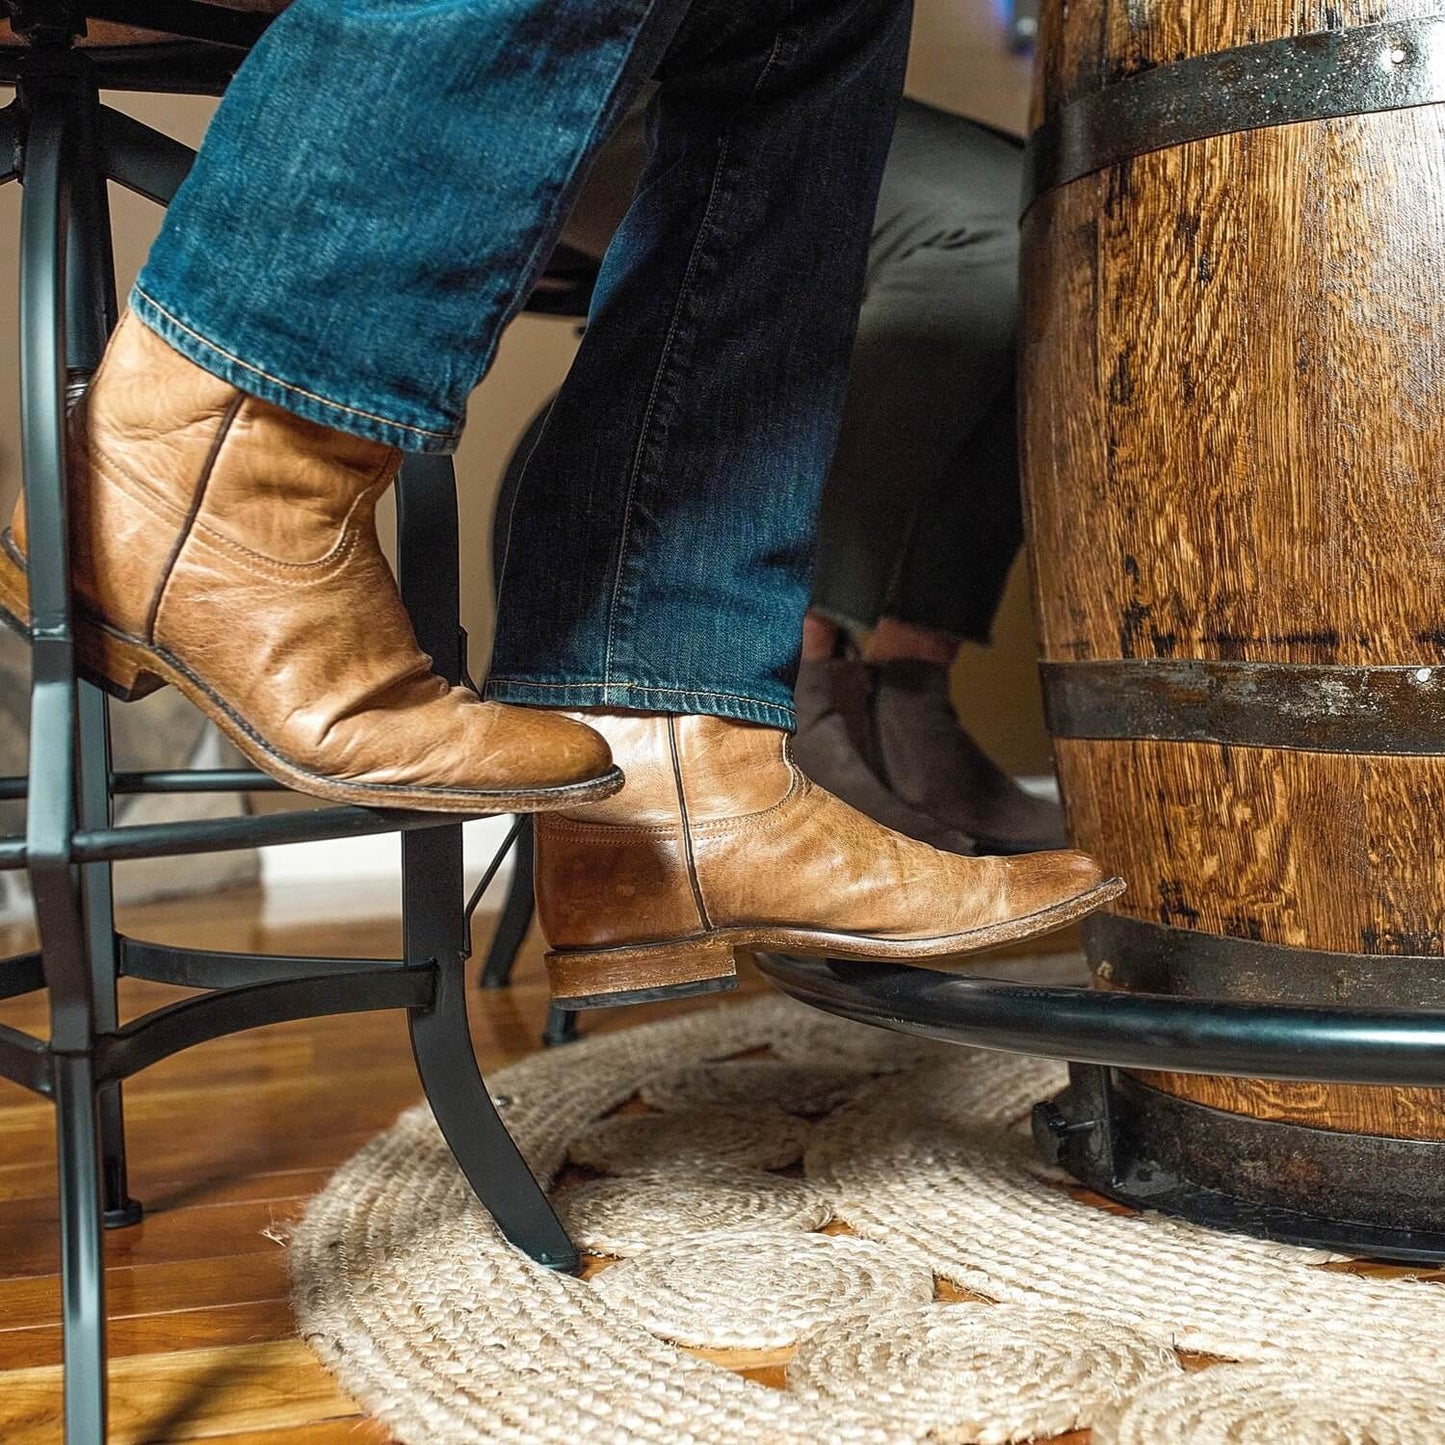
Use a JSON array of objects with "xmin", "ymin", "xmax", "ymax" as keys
[
  {"xmin": 483, "ymin": 677, "xmax": 797, "ymax": 731},
  {"xmin": 129, "ymin": 286, "xmax": 463, "ymax": 455}
]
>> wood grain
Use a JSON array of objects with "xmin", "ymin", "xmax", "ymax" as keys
[
  {"xmin": 1024, "ymin": 8, "xmax": 1445, "ymax": 1147},
  {"xmin": 1025, "ymin": 110, "xmax": 1445, "ymax": 668}
]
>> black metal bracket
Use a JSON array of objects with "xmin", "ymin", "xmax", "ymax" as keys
[
  {"xmin": 0, "ymin": 950, "xmax": 47, "ymax": 1000},
  {"xmin": 1042, "ymin": 658, "xmax": 1445, "ymax": 755},
  {"xmin": 1025, "ymin": 16, "xmax": 1445, "ymax": 207},
  {"xmin": 95, "ymin": 966, "xmax": 438, "ymax": 1082},
  {"xmin": 1031, "ymin": 1063, "xmax": 1118, "ymax": 1186}
]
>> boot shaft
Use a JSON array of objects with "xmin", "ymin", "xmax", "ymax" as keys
[
  {"xmin": 536, "ymin": 712, "xmax": 796, "ymax": 950},
  {"xmin": 9, "ymin": 312, "xmax": 398, "ymax": 637}
]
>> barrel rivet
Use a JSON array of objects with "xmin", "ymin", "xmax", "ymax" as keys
[
  {"xmin": 1415, "ymin": 668, "xmax": 1431, "ymax": 683},
  {"xmin": 1389, "ymin": 46, "xmax": 1409, "ymax": 64}
]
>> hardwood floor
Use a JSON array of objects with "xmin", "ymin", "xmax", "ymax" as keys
[
  {"xmin": 1, "ymin": 881, "xmax": 776, "ymax": 1444},
  {"xmin": 1, "ymin": 886, "xmax": 1423, "ymax": 1442}
]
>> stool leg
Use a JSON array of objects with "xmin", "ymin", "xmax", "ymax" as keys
[
  {"xmin": 396, "ymin": 455, "xmax": 578, "ymax": 1271},
  {"xmin": 406, "ymin": 823, "xmax": 577, "ymax": 1270},
  {"xmin": 66, "ymin": 66, "xmax": 141, "ymax": 1232},
  {"xmin": 479, "ymin": 814, "xmax": 535, "ymax": 989},
  {"xmin": 542, "ymin": 1005, "xmax": 580, "ymax": 1048},
  {"xmin": 77, "ymin": 686, "xmax": 141, "ymax": 1229},
  {"xmin": 22, "ymin": 66, "xmax": 114, "ymax": 1439},
  {"xmin": 54, "ymin": 1054, "xmax": 110, "ymax": 1445}
]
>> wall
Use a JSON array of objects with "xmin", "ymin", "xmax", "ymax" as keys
[{"xmin": 0, "ymin": 0, "xmax": 1053, "ymax": 778}]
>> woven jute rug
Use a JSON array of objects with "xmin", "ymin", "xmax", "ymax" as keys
[{"xmin": 291, "ymin": 983, "xmax": 1445, "ymax": 1444}]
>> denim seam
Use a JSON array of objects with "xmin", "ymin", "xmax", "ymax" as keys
[
  {"xmin": 493, "ymin": 5, "xmax": 667, "ymax": 617},
  {"xmin": 132, "ymin": 288, "xmax": 460, "ymax": 446},
  {"xmin": 484, "ymin": 678, "xmax": 796, "ymax": 729},
  {"xmin": 598, "ymin": 159, "xmax": 726, "ymax": 690},
  {"xmin": 600, "ymin": 30, "xmax": 787, "ymax": 694},
  {"xmin": 486, "ymin": 676, "xmax": 787, "ymax": 708}
]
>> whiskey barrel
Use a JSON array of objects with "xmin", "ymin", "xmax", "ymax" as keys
[{"xmin": 1022, "ymin": 2, "xmax": 1445, "ymax": 1249}]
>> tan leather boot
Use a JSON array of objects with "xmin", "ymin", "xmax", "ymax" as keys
[
  {"xmin": 536, "ymin": 712, "xmax": 1123, "ymax": 1007},
  {"xmin": 0, "ymin": 313, "xmax": 620, "ymax": 813}
]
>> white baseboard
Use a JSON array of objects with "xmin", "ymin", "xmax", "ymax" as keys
[{"xmin": 258, "ymin": 814, "xmax": 519, "ymax": 926}]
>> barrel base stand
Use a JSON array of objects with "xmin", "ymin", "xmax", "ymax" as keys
[{"xmin": 1036, "ymin": 1065, "xmax": 1445, "ymax": 1265}]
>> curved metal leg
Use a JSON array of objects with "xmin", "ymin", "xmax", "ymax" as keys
[
  {"xmin": 397, "ymin": 456, "xmax": 577, "ymax": 1271},
  {"xmin": 479, "ymin": 814, "xmax": 535, "ymax": 989},
  {"xmin": 406, "ymin": 839, "xmax": 577, "ymax": 1270}
]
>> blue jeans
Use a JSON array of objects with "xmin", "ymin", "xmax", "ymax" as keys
[{"xmin": 134, "ymin": 0, "xmax": 914, "ymax": 728}]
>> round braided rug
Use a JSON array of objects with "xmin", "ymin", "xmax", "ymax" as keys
[
  {"xmin": 591, "ymin": 1229, "xmax": 934, "ymax": 1349},
  {"xmin": 639, "ymin": 1059, "xmax": 865, "ymax": 1117},
  {"xmin": 292, "ymin": 989, "xmax": 1445, "ymax": 1444},
  {"xmin": 788, "ymin": 1303, "xmax": 1181, "ymax": 1443},
  {"xmin": 567, "ymin": 1104, "xmax": 811, "ymax": 1174},
  {"xmin": 1091, "ymin": 1362, "xmax": 1445, "ymax": 1444},
  {"xmin": 553, "ymin": 1167, "xmax": 832, "ymax": 1258}
]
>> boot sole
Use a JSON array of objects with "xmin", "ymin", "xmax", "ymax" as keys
[
  {"xmin": 0, "ymin": 536, "xmax": 623, "ymax": 815},
  {"xmin": 547, "ymin": 874, "xmax": 1126, "ymax": 1008}
]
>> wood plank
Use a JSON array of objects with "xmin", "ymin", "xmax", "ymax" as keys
[
  {"xmin": 0, "ymin": 1251, "xmax": 290, "ymax": 1331},
  {"xmin": 182, "ymin": 1423, "xmax": 392, "ymax": 1445},
  {"xmin": 0, "ymin": 1195, "xmax": 308, "ymax": 1281},
  {"xmin": 3, "ymin": 1340, "xmax": 360, "ymax": 1444},
  {"xmin": 0, "ymin": 1168, "xmax": 336, "ymax": 1230},
  {"xmin": 0, "ymin": 1298, "xmax": 299, "ymax": 1370}
]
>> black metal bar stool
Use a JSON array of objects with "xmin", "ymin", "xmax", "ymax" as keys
[{"xmin": 0, "ymin": 6, "xmax": 578, "ymax": 1440}]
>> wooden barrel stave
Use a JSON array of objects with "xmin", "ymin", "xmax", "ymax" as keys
[{"xmin": 1023, "ymin": 0, "xmax": 1445, "ymax": 1215}]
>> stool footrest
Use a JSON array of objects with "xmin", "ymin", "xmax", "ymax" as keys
[
  {"xmin": 755, "ymin": 953, "xmax": 1445, "ymax": 1089},
  {"xmin": 120, "ymin": 937, "xmax": 408, "ymax": 989},
  {"xmin": 0, "ymin": 952, "xmax": 45, "ymax": 1002},
  {"xmin": 96, "ymin": 964, "xmax": 438, "ymax": 1082}
]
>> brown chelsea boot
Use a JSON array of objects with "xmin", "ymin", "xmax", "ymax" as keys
[
  {"xmin": 535, "ymin": 711, "xmax": 1123, "ymax": 1007},
  {"xmin": 0, "ymin": 313, "xmax": 620, "ymax": 813}
]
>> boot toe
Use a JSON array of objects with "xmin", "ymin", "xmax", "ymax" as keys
[
  {"xmin": 476, "ymin": 702, "xmax": 616, "ymax": 789},
  {"xmin": 1001, "ymin": 847, "xmax": 1116, "ymax": 916}
]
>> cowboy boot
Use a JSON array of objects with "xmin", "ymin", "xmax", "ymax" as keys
[
  {"xmin": 792, "ymin": 655, "xmax": 977, "ymax": 854},
  {"xmin": 535, "ymin": 711, "xmax": 1122, "ymax": 1007},
  {"xmin": 0, "ymin": 313, "xmax": 619, "ymax": 813},
  {"xmin": 871, "ymin": 659, "xmax": 1068, "ymax": 854}
]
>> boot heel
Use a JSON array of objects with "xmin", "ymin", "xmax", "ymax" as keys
[
  {"xmin": 76, "ymin": 627, "xmax": 167, "ymax": 702},
  {"xmin": 0, "ymin": 537, "xmax": 165, "ymax": 701},
  {"xmin": 547, "ymin": 936, "xmax": 739, "ymax": 1010}
]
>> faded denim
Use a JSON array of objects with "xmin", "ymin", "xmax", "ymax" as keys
[{"xmin": 133, "ymin": 0, "xmax": 914, "ymax": 727}]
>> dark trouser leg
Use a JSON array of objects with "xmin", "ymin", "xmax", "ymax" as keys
[
  {"xmin": 487, "ymin": 0, "xmax": 915, "ymax": 727},
  {"xmin": 810, "ymin": 103, "xmax": 1024, "ymax": 641}
]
